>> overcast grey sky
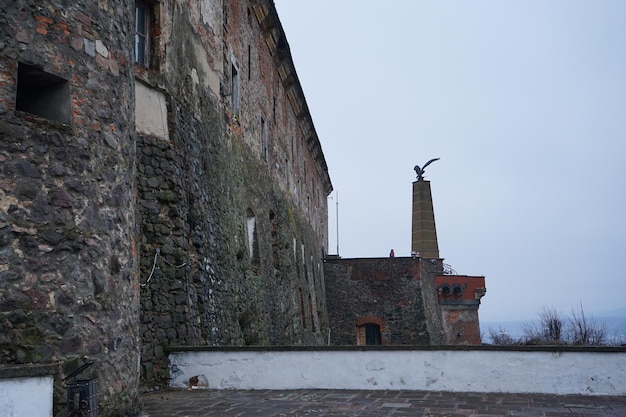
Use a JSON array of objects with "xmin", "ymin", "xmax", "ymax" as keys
[{"xmin": 274, "ymin": 1, "xmax": 626, "ymax": 322}]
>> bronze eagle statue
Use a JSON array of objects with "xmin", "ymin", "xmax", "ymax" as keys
[{"xmin": 414, "ymin": 158, "xmax": 440, "ymax": 181}]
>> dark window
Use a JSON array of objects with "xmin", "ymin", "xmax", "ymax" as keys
[
  {"xmin": 247, "ymin": 45, "xmax": 251, "ymax": 81},
  {"xmin": 16, "ymin": 63, "xmax": 70, "ymax": 124}
]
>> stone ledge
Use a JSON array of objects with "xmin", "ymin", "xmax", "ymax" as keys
[
  {"xmin": 165, "ymin": 344, "xmax": 626, "ymax": 354},
  {"xmin": 0, "ymin": 362, "xmax": 61, "ymax": 380}
]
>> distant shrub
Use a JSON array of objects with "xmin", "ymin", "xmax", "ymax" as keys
[
  {"xmin": 567, "ymin": 302, "xmax": 607, "ymax": 346},
  {"xmin": 488, "ymin": 326, "xmax": 521, "ymax": 345}
]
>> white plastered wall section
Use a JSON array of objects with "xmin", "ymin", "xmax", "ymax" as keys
[
  {"xmin": 135, "ymin": 81, "xmax": 170, "ymax": 141},
  {"xmin": 169, "ymin": 349, "xmax": 626, "ymax": 396},
  {"xmin": 0, "ymin": 376, "xmax": 54, "ymax": 417}
]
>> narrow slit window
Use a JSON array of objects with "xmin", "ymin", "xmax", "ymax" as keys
[
  {"xmin": 247, "ymin": 45, "xmax": 251, "ymax": 81},
  {"xmin": 261, "ymin": 117, "xmax": 268, "ymax": 160},
  {"xmin": 231, "ymin": 58, "xmax": 240, "ymax": 115},
  {"xmin": 246, "ymin": 209, "xmax": 259, "ymax": 265},
  {"xmin": 16, "ymin": 63, "xmax": 70, "ymax": 124}
]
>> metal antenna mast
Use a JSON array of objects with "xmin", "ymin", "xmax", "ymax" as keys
[{"xmin": 336, "ymin": 191, "xmax": 339, "ymax": 256}]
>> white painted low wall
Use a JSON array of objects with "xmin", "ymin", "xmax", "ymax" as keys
[
  {"xmin": 0, "ymin": 376, "xmax": 54, "ymax": 417},
  {"xmin": 169, "ymin": 348, "xmax": 626, "ymax": 396}
]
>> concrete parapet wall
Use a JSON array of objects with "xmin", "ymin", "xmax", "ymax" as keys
[{"xmin": 168, "ymin": 347, "xmax": 626, "ymax": 396}]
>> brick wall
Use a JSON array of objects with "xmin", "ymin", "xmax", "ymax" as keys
[
  {"xmin": 325, "ymin": 257, "xmax": 443, "ymax": 345},
  {"xmin": 435, "ymin": 275, "xmax": 486, "ymax": 345}
]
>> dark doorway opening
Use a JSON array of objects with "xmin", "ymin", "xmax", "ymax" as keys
[{"xmin": 364, "ymin": 323, "xmax": 381, "ymax": 345}]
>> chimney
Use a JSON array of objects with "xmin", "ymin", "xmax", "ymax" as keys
[{"xmin": 411, "ymin": 180, "xmax": 439, "ymax": 258}]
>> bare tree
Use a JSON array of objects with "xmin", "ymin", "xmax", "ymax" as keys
[
  {"xmin": 488, "ymin": 326, "xmax": 519, "ymax": 345},
  {"xmin": 521, "ymin": 320, "xmax": 542, "ymax": 344},
  {"xmin": 540, "ymin": 306, "xmax": 564, "ymax": 343},
  {"xmin": 567, "ymin": 302, "xmax": 607, "ymax": 346},
  {"xmin": 522, "ymin": 306, "xmax": 564, "ymax": 344},
  {"xmin": 608, "ymin": 332, "xmax": 626, "ymax": 347}
]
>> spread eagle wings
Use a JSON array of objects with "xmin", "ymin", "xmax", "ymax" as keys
[{"xmin": 414, "ymin": 158, "xmax": 440, "ymax": 180}]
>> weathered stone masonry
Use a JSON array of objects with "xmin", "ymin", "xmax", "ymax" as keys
[
  {"xmin": 2, "ymin": 1, "xmax": 333, "ymax": 415},
  {"xmin": 136, "ymin": 1, "xmax": 333, "ymax": 388},
  {"xmin": 0, "ymin": 1, "xmax": 486, "ymax": 415},
  {"xmin": 0, "ymin": 1, "xmax": 139, "ymax": 416},
  {"xmin": 325, "ymin": 257, "xmax": 446, "ymax": 346}
]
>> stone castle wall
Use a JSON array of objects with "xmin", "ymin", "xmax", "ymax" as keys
[
  {"xmin": 1, "ymin": 0, "xmax": 333, "ymax": 414},
  {"xmin": 136, "ymin": 1, "xmax": 332, "ymax": 388},
  {"xmin": 0, "ymin": 1, "xmax": 139, "ymax": 415},
  {"xmin": 0, "ymin": 1, "xmax": 488, "ymax": 412}
]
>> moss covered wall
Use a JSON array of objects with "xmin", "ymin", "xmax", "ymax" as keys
[
  {"xmin": 138, "ymin": 107, "xmax": 330, "ymax": 385},
  {"xmin": 136, "ymin": 1, "xmax": 332, "ymax": 388}
]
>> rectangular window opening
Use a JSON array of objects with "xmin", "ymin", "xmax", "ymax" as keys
[
  {"xmin": 16, "ymin": 63, "xmax": 70, "ymax": 124},
  {"xmin": 135, "ymin": 1, "xmax": 151, "ymax": 67}
]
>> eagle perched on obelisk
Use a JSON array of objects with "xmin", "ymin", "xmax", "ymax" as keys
[{"xmin": 414, "ymin": 158, "xmax": 440, "ymax": 181}]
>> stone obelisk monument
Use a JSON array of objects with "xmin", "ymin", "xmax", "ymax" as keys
[{"xmin": 411, "ymin": 159, "xmax": 440, "ymax": 258}]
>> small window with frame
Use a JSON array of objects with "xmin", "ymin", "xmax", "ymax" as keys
[{"xmin": 135, "ymin": 1, "xmax": 151, "ymax": 67}]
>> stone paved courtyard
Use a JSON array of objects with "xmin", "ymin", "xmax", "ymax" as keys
[{"xmin": 140, "ymin": 389, "xmax": 626, "ymax": 416}]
